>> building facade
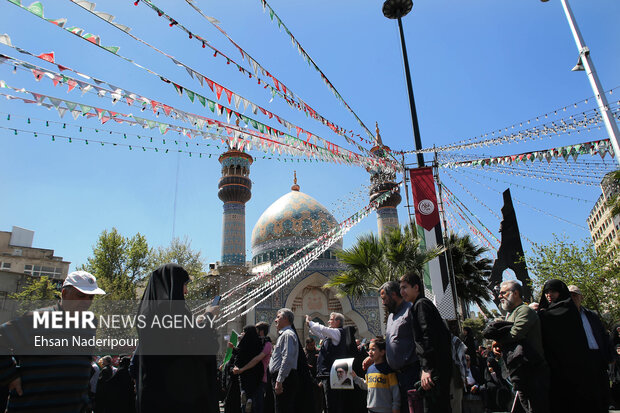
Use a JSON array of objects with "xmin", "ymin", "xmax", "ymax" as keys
[
  {"xmin": 587, "ymin": 172, "xmax": 620, "ymax": 252},
  {"xmin": 0, "ymin": 227, "xmax": 70, "ymax": 283},
  {"xmin": 0, "ymin": 227, "xmax": 70, "ymax": 321}
]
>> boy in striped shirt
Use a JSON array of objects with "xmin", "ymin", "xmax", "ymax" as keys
[{"xmin": 352, "ymin": 337, "xmax": 400, "ymax": 413}]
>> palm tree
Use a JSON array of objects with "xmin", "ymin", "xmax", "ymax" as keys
[
  {"xmin": 445, "ymin": 232, "xmax": 493, "ymax": 316},
  {"xmin": 325, "ymin": 225, "xmax": 444, "ymax": 298}
]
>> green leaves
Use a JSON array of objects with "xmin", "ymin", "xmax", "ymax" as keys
[
  {"xmin": 326, "ymin": 226, "xmax": 443, "ymax": 299},
  {"xmin": 446, "ymin": 232, "xmax": 493, "ymax": 316},
  {"xmin": 81, "ymin": 228, "xmax": 150, "ymax": 300}
]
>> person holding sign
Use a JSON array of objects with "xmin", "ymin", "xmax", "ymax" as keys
[{"xmin": 306, "ymin": 313, "xmax": 347, "ymax": 413}]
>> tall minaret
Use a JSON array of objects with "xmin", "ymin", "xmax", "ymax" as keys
[
  {"xmin": 368, "ymin": 122, "xmax": 401, "ymax": 238},
  {"xmin": 218, "ymin": 147, "xmax": 253, "ymax": 266}
]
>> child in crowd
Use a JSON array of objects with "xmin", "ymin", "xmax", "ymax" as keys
[{"xmin": 352, "ymin": 337, "xmax": 400, "ymax": 413}]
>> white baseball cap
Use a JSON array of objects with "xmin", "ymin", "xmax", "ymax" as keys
[{"xmin": 62, "ymin": 271, "xmax": 106, "ymax": 295}]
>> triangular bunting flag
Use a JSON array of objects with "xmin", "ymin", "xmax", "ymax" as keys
[
  {"xmin": 215, "ymin": 84, "xmax": 224, "ymax": 100},
  {"xmin": 27, "ymin": 2, "xmax": 44, "ymax": 18},
  {"xmin": 186, "ymin": 89, "xmax": 195, "ymax": 103},
  {"xmin": 195, "ymin": 73, "xmax": 204, "ymax": 86}
]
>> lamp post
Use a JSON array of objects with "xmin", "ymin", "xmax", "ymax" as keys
[
  {"xmin": 383, "ymin": 0, "xmax": 425, "ymax": 168},
  {"xmin": 542, "ymin": 0, "xmax": 620, "ymax": 165}
]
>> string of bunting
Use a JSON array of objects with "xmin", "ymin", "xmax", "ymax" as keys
[
  {"xmin": 452, "ymin": 170, "xmax": 587, "ymax": 230},
  {"xmin": 249, "ymin": 0, "xmax": 376, "ymax": 142},
  {"xmin": 0, "ymin": 50, "xmax": 387, "ymax": 170},
  {"xmin": 0, "ymin": 38, "xmax": 391, "ymax": 171},
  {"xmin": 476, "ymin": 164, "xmax": 600, "ymax": 186},
  {"xmin": 442, "ymin": 204, "xmax": 498, "ymax": 253},
  {"xmin": 455, "ymin": 162, "xmax": 604, "ymax": 181},
  {"xmin": 435, "ymin": 85, "xmax": 619, "ymax": 149},
  {"xmin": 399, "ymin": 103, "xmax": 620, "ymax": 154},
  {"xmin": 440, "ymin": 139, "xmax": 615, "ymax": 168},
  {"xmin": 440, "ymin": 152, "xmax": 616, "ymax": 173},
  {"xmin": 441, "ymin": 184, "xmax": 500, "ymax": 246},
  {"xmin": 0, "ymin": 72, "xmax": 393, "ymax": 170},
  {"xmin": 442, "ymin": 169, "xmax": 502, "ymax": 221},
  {"xmin": 441, "ymin": 188, "xmax": 498, "ymax": 250},
  {"xmin": 0, "ymin": 117, "xmax": 332, "ymax": 163},
  {"xmin": 458, "ymin": 169, "xmax": 592, "ymax": 203},
  {"xmin": 67, "ymin": 0, "xmax": 372, "ymax": 153},
  {"xmin": 1, "ymin": 110, "xmax": 226, "ymax": 149}
]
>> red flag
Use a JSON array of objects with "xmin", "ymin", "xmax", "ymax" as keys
[
  {"xmin": 38, "ymin": 52, "xmax": 55, "ymax": 63},
  {"xmin": 409, "ymin": 167, "xmax": 440, "ymax": 231}
]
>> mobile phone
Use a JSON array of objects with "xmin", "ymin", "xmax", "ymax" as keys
[{"xmin": 211, "ymin": 295, "xmax": 222, "ymax": 306}]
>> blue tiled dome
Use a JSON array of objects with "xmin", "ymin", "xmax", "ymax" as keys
[{"xmin": 251, "ymin": 190, "xmax": 342, "ymax": 262}]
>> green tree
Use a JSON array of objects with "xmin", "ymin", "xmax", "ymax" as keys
[
  {"xmin": 528, "ymin": 235, "xmax": 620, "ymax": 327},
  {"xmin": 446, "ymin": 232, "xmax": 493, "ymax": 316},
  {"xmin": 325, "ymin": 226, "xmax": 444, "ymax": 298},
  {"xmin": 462, "ymin": 313, "xmax": 487, "ymax": 344},
  {"xmin": 147, "ymin": 236, "xmax": 211, "ymax": 300},
  {"xmin": 9, "ymin": 276, "xmax": 60, "ymax": 301},
  {"xmin": 9, "ymin": 276, "xmax": 60, "ymax": 313},
  {"xmin": 80, "ymin": 228, "xmax": 150, "ymax": 300}
]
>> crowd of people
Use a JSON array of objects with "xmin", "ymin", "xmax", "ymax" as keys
[{"xmin": 0, "ymin": 264, "xmax": 618, "ymax": 413}]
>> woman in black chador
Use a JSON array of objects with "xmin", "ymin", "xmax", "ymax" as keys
[
  {"xmin": 538, "ymin": 279, "xmax": 590, "ymax": 413},
  {"xmin": 135, "ymin": 263, "xmax": 219, "ymax": 413},
  {"xmin": 233, "ymin": 325, "xmax": 264, "ymax": 412}
]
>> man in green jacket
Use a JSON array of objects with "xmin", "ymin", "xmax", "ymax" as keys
[{"xmin": 497, "ymin": 280, "xmax": 549, "ymax": 413}]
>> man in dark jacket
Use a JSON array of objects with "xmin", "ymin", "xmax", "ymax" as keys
[
  {"xmin": 568, "ymin": 284, "xmax": 613, "ymax": 413},
  {"xmin": 379, "ymin": 280, "xmax": 419, "ymax": 413},
  {"xmin": 400, "ymin": 271, "xmax": 453, "ymax": 413}
]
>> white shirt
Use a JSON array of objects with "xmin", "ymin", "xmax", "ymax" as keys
[{"xmin": 308, "ymin": 320, "xmax": 341, "ymax": 345}]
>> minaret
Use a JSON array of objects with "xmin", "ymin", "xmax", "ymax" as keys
[
  {"xmin": 368, "ymin": 122, "xmax": 401, "ymax": 238},
  {"xmin": 218, "ymin": 147, "xmax": 253, "ymax": 266}
]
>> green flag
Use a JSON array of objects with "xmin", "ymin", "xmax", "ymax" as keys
[{"xmin": 222, "ymin": 330, "xmax": 238, "ymax": 365}]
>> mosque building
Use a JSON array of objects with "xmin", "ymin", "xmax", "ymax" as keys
[{"xmin": 213, "ymin": 127, "xmax": 401, "ymax": 341}]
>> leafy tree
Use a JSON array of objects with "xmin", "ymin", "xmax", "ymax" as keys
[
  {"xmin": 326, "ymin": 226, "xmax": 444, "ymax": 298},
  {"xmin": 462, "ymin": 313, "xmax": 487, "ymax": 344},
  {"xmin": 148, "ymin": 236, "xmax": 211, "ymax": 300},
  {"xmin": 80, "ymin": 228, "xmax": 150, "ymax": 300},
  {"xmin": 9, "ymin": 276, "xmax": 60, "ymax": 313},
  {"xmin": 528, "ymin": 235, "xmax": 620, "ymax": 328},
  {"xmin": 9, "ymin": 276, "xmax": 60, "ymax": 301},
  {"xmin": 445, "ymin": 233, "xmax": 493, "ymax": 316}
]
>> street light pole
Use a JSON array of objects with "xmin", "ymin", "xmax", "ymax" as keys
[
  {"xmin": 545, "ymin": 0, "xmax": 620, "ymax": 165},
  {"xmin": 383, "ymin": 0, "xmax": 425, "ymax": 168}
]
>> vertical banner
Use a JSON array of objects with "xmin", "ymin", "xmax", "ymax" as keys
[{"xmin": 409, "ymin": 167, "xmax": 455, "ymax": 319}]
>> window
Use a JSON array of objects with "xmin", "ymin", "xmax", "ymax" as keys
[
  {"xmin": 0, "ymin": 262, "xmax": 11, "ymax": 270},
  {"xmin": 23, "ymin": 264, "xmax": 63, "ymax": 278}
]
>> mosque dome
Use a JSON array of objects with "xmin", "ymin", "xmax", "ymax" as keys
[{"xmin": 251, "ymin": 175, "xmax": 342, "ymax": 265}]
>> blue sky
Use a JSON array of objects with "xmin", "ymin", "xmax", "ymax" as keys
[{"xmin": 0, "ymin": 0, "xmax": 618, "ymax": 272}]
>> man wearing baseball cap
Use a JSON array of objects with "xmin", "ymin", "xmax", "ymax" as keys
[
  {"xmin": 568, "ymin": 284, "xmax": 614, "ymax": 413},
  {"xmin": 0, "ymin": 270, "xmax": 106, "ymax": 412}
]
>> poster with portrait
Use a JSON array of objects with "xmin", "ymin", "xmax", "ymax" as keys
[{"xmin": 330, "ymin": 357, "xmax": 354, "ymax": 389}]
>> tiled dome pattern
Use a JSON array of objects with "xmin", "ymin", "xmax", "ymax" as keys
[{"xmin": 251, "ymin": 191, "xmax": 339, "ymax": 249}]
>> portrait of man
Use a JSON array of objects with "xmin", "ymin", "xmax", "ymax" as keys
[{"xmin": 330, "ymin": 358, "xmax": 354, "ymax": 389}]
